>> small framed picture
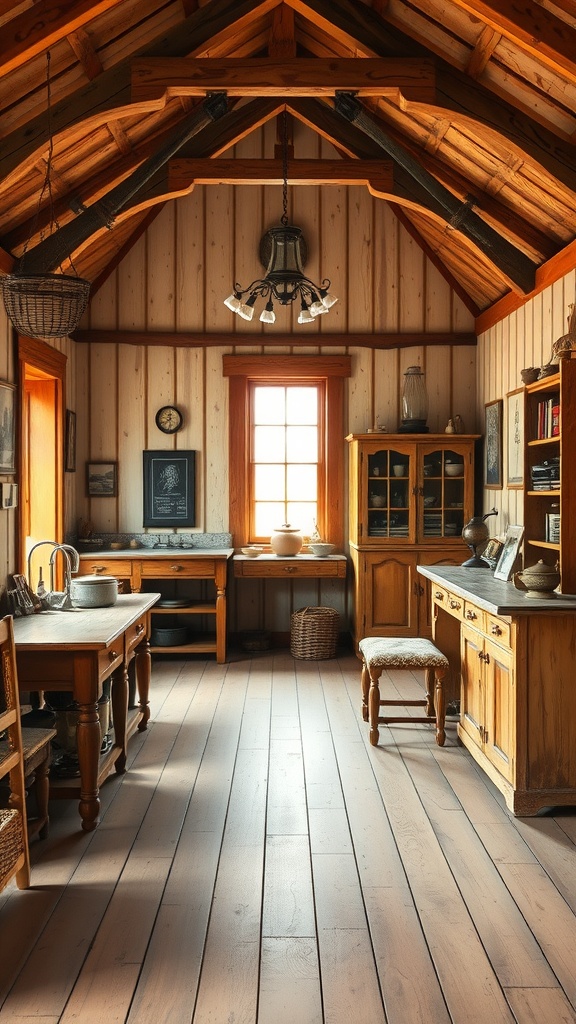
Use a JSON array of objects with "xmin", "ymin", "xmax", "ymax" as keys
[
  {"xmin": 483, "ymin": 538, "xmax": 504, "ymax": 571},
  {"xmin": 65, "ymin": 410, "xmax": 76, "ymax": 473},
  {"xmin": 0, "ymin": 380, "xmax": 16, "ymax": 474},
  {"xmin": 484, "ymin": 399, "xmax": 503, "ymax": 489},
  {"xmin": 506, "ymin": 388, "xmax": 524, "ymax": 488},
  {"xmin": 494, "ymin": 525, "xmax": 524, "ymax": 581},
  {"xmin": 86, "ymin": 461, "xmax": 117, "ymax": 497}
]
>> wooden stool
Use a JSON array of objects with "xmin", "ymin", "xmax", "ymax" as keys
[
  {"xmin": 359, "ymin": 636, "xmax": 448, "ymax": 747},
  {"xmin": 0, "ymin": 726, "xmax": 56, "ymax": 840}
]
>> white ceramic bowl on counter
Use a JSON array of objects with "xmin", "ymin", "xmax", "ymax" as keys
[
  {"xmin": 309, "ymin": 542, "xmax": 336, "ymax": 557},
  {"xmin": 241, "ymin": 545, "xmax": 264, "ymax": 558}
]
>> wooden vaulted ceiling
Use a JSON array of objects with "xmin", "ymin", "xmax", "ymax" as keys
[{"xmin": 1, "ymin": 0, "xmax": 575, "ymax": 326}]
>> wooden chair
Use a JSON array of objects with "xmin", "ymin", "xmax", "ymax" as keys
[
  {"xmin": 0, "ymin": 615, "xmax": 30, "ymax": 891},
  {"xmin": 359, "ymin": 636, "xmax": 448, "ymax": 747}
]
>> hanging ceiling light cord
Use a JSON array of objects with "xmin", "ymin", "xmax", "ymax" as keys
[{"xmin": 224, "ymin": 111, "xmax": 338, "ymax": 325}]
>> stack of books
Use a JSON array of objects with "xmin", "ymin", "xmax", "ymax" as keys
[{"xmin": 536, "ymin": 399, "xmax": 560, "ymax": 439}]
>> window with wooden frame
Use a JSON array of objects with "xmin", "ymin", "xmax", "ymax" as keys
[{"xmin": 223, "ymin": 355, "xmax": 351, "ymax": 548}]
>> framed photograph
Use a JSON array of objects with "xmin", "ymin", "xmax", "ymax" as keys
[
  {"xmin": 0, "ymin": 381, "xmax": 16, "ymax": 474},
  {"xmin": 494, "ymin": 525, "xmax": 524, "ymax": 581},
  {"xmin": 86, "ymin": 461, "xmax": 117, "ymax": 497},
  {"xmin": 484, "ymin": 399, "xmax": 503, "ymax": 489},
  {"xmin": 506, "ymin": 388, "xmax": 524, "ymax": 487},
  {"xmin": 483, "ymin": 538, "xmax": 504, "ymax": 571},
  {"xmin": 143, "ymin": 450, "xmax": 196, "ymax": 528},
  {"xmin": 65, "ymin": 409, "xmax": 76, "ymax": 472}
]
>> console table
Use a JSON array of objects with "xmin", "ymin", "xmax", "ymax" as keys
[
  {"xmin": 418, "ymin": 565, "xmax": 576, "ymax": 816},
  {"xmin": 13, "ymin": 593, "xmax": 159, "ymax": 831},
  {"xmin": 233, "ymin": 553, "xmax": 347, "ymax": 579}
]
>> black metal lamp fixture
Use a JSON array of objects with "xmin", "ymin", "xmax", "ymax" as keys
[{"xmin": 224, "ymin": 114, "xmax": 337, "ymax": 325}]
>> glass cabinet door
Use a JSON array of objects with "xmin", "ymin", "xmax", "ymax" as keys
[
  {"xmin": 420, "ymin": 446, "xmax": 467, "ymax": 541},
  {"xmin": 366, "ymin": 446, "xmax": 414, "ymax": 540}
]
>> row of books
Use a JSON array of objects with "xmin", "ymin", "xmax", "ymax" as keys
[{"xmin": 536, "ymin": 398, "xmax": 560, "ymax": 439}]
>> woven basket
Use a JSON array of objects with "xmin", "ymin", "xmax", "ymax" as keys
[
  {"xmin": 290, "ymin": 606, "xmax": 339, "ymax": 660},
  {"xmin": 1, "ymin": 273, "xmax": 90, "ymax": 340},
  {"xmin": 0, "ymin": 808, "xmax": 24, "ymax": 888}
]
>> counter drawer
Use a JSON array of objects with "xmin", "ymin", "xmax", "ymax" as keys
[
  {"xmin": 463, "ymin": 602, "xmax": 485, "ymax": 631},
  {"xmin": 79, "ymin": 558, "xmax": 132, "ymax": 577},
  {"xmin": 139, "ymin": 558, "xmax": 215, "ymax": 578},
  {"xmin": 125, "ymin": 616, "xmax": 148, "ymax": 657},
  {"xmin": 98, "ymin": 644, "xmax": 123, "ymax": 681},
  {"xmin": 235, "ymin": 558, "xmax": 346, "ymax": 578},
  {"xmin": 485, "ymin": 614, "xmax": 511, "ymax": 649}
]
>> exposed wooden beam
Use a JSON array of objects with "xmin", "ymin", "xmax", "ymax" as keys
[
  {"xmin": 66, "ymin": 27, "xmax": 104, "ymax": 81},
  {"xmin": 447, "ymin": 0, "xmax": 576, "ymax": 83},
  {"xmin": 0, "ymin": 0, "xmax": 126, "ymax": 79},
  {"xmin": 167, "ymin": 157, "xmax": 393, "ymax": 190},
  {"xmin": 268, "ymin": 5, "xmax": 297, "ymax": 58},
  {"xmin": 466, "ymin": 25, "xmax": 501, "ymax": 79},
  {"xmin": 72, "ymin": 329, "xmax": 477, "ymax": 348},
  {"xmin": 130, "ymin": 57, "xmax": 436, "ymax": 103}
]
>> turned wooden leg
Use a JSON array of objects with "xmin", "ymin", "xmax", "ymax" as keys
[
  {"xmin": 75, "ymin": 701, "xmax": 101, "ymax": 832},
  {"xmin": 368, "ymin": 667, "xmax": 381, "ymax": 746},
  {"xmin": 434, "ymin": 667, "xmax": 446, "ymax": 747},
  {"xmin": 34, "ymin": 746, "xmax": 52, "ymax": 839},
  {"xmin": 111, "ymin": 664, "xmax": 128, "ymax": 775},
  {"xmin": 135, "ymin": 637, "xmax": 151, "ymax": 732},
  {"xmin": 361, "ymin": 660, "xmax": 370, "ymax": 721},
  {"xmin": 424, "ymin": 666, "xmax": 434, "ymax": 718}
]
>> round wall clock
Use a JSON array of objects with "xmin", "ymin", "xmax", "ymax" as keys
[{"xmin": 155, "ymin": 405, "xmax": 183, "ymax": 434}]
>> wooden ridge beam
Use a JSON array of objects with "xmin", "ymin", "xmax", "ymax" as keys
[
  {"xmin": 72, "ymin": 329, "xmax": 477, "ymax": 348},
  {"xmin": 130, "ymin": 57, "xmax": 436, "ymax": 103},
  {"xmin": 167, "ymin": 157, "xmax": 393, "ymax": 190}
]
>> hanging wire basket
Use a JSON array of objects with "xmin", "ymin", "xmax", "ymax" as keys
[{"xmin": 1, "ymin": 273, "xmax": 90, "ymax": 339}]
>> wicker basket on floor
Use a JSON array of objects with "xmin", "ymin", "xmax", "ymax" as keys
[
  {"xmin": 0, "ymin": 808, "xmax": 25, "ymax": 890},
  {"xmin": 290, "ymin": 606, "xmax": 339, "ymax": 660}
]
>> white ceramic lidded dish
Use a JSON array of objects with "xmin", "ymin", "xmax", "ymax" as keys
[{"xmin": 70, "ymin": 575, "xmax": 118, "ymax": 608}]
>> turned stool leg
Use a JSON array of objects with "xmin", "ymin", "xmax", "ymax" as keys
[
  {"xmin": 361, "ymin": 659, "xmax": 370, "ymax": 722},
  {"xmin": 424, "ymin": 666, "xmax": 434, "ymax": 718},
  {"xmin": 34, "ymin": 746, "xmax": 52, "ymax": 839},
  {"xmin": 433, "ymin": 666, "xmax": 446, "ymax": 747},
  {"xmin": 368, "ymin": 666, "xmax": 382, "ymax": 746}
]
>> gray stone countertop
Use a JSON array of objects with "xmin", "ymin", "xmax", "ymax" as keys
[
  {"xmin": 417, "ymin": 564, "xmax": 576, "ymax": 615},
  {"xmin": 78, "ymin": 548, "xmax": 234, "ymax": 558}
]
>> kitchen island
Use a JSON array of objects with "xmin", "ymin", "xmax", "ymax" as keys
[{"xmin": 418, "ymin": 565, "xmax": 576, "ymax": 815}]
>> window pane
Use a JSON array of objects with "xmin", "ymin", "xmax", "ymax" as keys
[
  {"xmin": 287, "ymin": 464, "xmax": 317, "ymax": 501},
  {"xmin": 287, "ymin": 502, "xmax": 317, "ymax": 537},
  {"xmin": 255, "ymin": 464, "xmax": 284, "ymax": 500},
  {"xmin": 253, "ymin": 425, "xmax": 285, "ymax": 461},
  {"xmin": 255, "ymin": 502, "xmax": 285, "ymax": 537},
  {"xmin": 286, "ymin": 387, "xmax": 317, "ymax": 424},
  {"xmin": 254, "ymin": 387, "xmax": 285, "ymax": 424},
  {"xmin": 286, "ymin": 426, "xmax": 317, "ymax": 462}
]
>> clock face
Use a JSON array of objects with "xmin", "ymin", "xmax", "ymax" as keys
[{"xmin": 155, "ymin": 405, "xmax": 183, "ymax": 434}]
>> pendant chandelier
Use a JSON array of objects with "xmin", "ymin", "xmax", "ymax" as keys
[
  {"xmin": 224, "ymin": 113, "xmax": 337, "ymax": 325},
  {"xmin": 1, "ymin": 53, "xmax": 90, "ymax": 339}
]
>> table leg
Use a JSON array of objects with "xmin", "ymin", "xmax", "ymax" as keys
[
  {"xmin": 111, "ymin": 664, "xmax": 128, "ymax": 774},
  {"xmin": 135, "ymin": 636, "xmax": 151, "ymax": 731},
  {"xmin": 75, "ymin": 701, "xmax": 101, "ymax": 831}
]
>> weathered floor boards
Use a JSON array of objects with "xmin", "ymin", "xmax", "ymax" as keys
[{"xmin": 1, "ymin": 650, "xmax": 576, "ymax": 1024}]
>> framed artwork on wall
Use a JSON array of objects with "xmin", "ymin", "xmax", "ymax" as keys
[
  {"xmin": 86, "ymin": 461, "xmax": 117, "ymax": 497},
  {"xmin": 142, "ymin": 450, "xmax": 196, "ymax": 528},
  {"xmin": 484, "ymin": 398, "xmax": 503, "ymax": 489},
  {"xmin": 493, "ymin": 525, "xmax": 524, "ymax": 581},
  {"xmin": 0, "ymin": 381, "xmax": 16, "ymax": 474},
  {"xmin": 506, "ymin": 388, "xmax": 524, "ymax": 487}
]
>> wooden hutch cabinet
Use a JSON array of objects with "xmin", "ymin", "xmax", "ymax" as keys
[
  {"xmin": 346, "ymin": 434, "xmax": 479, "ymax": 649},
  {"xmin": 523, "ymin": 357, "xmax": 576, "ymax": 593}
]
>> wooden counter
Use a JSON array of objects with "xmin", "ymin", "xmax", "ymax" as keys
[
  {"xmin": 13, "ymin": 593, "xmax": 159, "ymax": 831},
  {"xmin": 418, "ymin": 565, "xmax": 576, "ymax": 815},
  {"xmin": 78, "ymin": 549, "xmax": 233, "ymax": 662}
]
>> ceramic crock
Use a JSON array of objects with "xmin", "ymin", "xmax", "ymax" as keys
[
  {"xmin": 70, "ymin": 575, "xmax": 118, "ymax": 608},
  {"xmin": 270, "ymin": 523, "xmax": 303, "ymax": 556},
  {"xmin": 513, "ymin": 559, "xmax": 560, "ymax": 598}
]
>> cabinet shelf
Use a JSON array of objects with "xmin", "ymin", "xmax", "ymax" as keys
[
  {"xmin": 527, "ymin": 436, "xmax": 560, "ymax": 447},
  {"xmin": 153, "ymin": 602, "xmax": 216, "ymax": 615}
]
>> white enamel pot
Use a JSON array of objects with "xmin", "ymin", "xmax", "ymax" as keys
[{"xmin": 70, "ymin": 575, "xmax": 118, "ymax": 608}]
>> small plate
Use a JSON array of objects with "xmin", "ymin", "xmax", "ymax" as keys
[{"xmin": 157, "ymin": 598, "xmax": 190, "ymax": 608}]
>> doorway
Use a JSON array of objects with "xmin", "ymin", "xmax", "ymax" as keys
[{"xmin": 17, "ymin": 337, "xmax": 66, "ymax": 588}]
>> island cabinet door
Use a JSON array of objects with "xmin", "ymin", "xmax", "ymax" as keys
[
  {"xmin": 460, "ymin": 622, "xmax": 484, "ymax": 749},
  {"xmin": 360, "ymin": 551, "xmax": 418, "ymax": 638},
  {"xmin": 482, "ymin": 637, "xmax": 515, "ymax": 784}
]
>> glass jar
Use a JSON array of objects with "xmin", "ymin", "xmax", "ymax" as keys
[{"xmin": 400, "ymin": 365, "xmax": 429, "ymax": 432}]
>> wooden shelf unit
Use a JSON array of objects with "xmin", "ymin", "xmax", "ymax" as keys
[{"xmin": 523, "ymin": 358, "xmax": 576, "ymax": 593}]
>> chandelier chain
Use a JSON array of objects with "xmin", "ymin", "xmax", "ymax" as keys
[{"xmin": 281, "ymin": 111, "xmax": 288, "ymax": 227}]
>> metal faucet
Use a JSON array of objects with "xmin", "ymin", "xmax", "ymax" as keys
[
  {"xmin": 27, "ymin": 540, "xmax": 60, "ymax": 592},
  {"xmin": 26, "ymin": 540, "xmax": 80, "ymax": 610}
]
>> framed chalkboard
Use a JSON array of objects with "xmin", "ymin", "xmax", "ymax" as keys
[{"xmin": 142, "ymin": 450, "xmax": 196, "ymax": 527}]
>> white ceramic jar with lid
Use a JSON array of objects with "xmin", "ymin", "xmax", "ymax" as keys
[{"xmin": 270, "ymin": 523, "xmax": 303, "ymax": 556}]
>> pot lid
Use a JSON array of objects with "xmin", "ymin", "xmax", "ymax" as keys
[
  {"xmin": 520, "ymin": 559, "xmax": 559, "ymax": 578},
  {"xmin": 273, "ymin": 523, "xmax": 300, "ymax": 533},
  {"xmin": 72, "ymin": 575, "xmax": 117, "ymax": 584}
]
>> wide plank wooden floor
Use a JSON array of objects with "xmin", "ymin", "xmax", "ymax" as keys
[{"xmin": 1, "ymin": 649, "xmax": 576, "ymax": 1024}]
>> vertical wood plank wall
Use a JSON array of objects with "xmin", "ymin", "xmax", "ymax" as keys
[{"xmin": 1, "ymin": 123, "xmax": 573, "ymax": 632}]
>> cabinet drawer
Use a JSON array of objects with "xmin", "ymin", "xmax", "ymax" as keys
[
  {"xmin": 139, "ymin": 558, "xmax": 215, "ymax": 578},
  {"xmin": 98, "ymin": 644, "xmax": 123, "ymax": 682},
  {"xmin": 125, "ymin": 616, "xmax": 148, "ymax": 657},
  {"xmin": 236, "ymin": 558, "xmax": 345, "ymax": 578},
  {"xmin": 485, "ymin": 614, "xmax": 511, "ymax": 649},
  {"xmin": 433, "ymin": 585, "xmax": 464, "ymax": 619},
  {"xmin": 79, "ymin": 558, "xmax": 132, "ymax": 577},
  {"xmin": 463, "ymin": 602, "xmax": 484, "ymax": 631}
]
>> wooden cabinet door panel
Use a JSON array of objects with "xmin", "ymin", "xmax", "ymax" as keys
[
  {"xmin": 483, "ymin": 638, "xmax": 515, "ymax": 783},
  {"xmin": 460, "ymin": 623, "xmax": 484, "ymax": 748},
  {"xmin": 363, "ymin": 552, "xmax": 417, "ymax": 637}
]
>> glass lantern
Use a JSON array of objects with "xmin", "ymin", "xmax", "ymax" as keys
[{"xmin": 399, "ymin": 365, "xmax": 429, "ymax": 433}]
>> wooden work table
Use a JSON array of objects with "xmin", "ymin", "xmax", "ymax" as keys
[
  {"xmin": 418, "ymin": 565, "xmax": 576, "ymax": 815},
  {"xmin": 13, "ymin": 593, "xmax": 159, "ymax": 831}
]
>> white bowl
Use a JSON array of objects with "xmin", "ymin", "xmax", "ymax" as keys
[
  {"xmin": 242, "ymin": 546, "xmax": 263, "ymax": 558},
  {"xmin": 445, "ymin": 463, "xmax": 464, "ymax": 477},
  {"xmin": 309, "ymin": 542, "xmax": 335, "ymax": 557}
]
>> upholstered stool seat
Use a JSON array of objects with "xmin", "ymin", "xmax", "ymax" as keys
[{"xmin": 359, "ymin": 636, "xmax": 448, "ymax": 747}]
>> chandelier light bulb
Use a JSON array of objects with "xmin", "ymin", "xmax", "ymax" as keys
[
  {"xmin": 237, "ymin": 293, "xmax": 257, "ymax": 320},
  {"xmin": 298, "ymin": 299, "xmax": 315, "ymax": 324},
  {"xmin": 224, "ymin": 291, "xmax": 242, "ymax": 312},
  {"xmin": 259, "ymin": 300, "xmax": 276, "ymax": 324}
]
